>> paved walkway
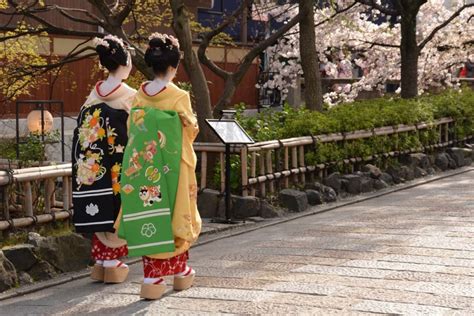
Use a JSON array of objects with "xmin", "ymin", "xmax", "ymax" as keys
[{"xmin": 2, "ymin": 171, "xmax": 474, "ymax": 315}]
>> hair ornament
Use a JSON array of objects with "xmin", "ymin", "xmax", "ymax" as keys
[
  {"xmin": 148, "ymin": 32, "xmax": 180, "ymax": 49},
  {"xmin": 92, "ymin": 37, "xmax": 110, "ymax": 49}
]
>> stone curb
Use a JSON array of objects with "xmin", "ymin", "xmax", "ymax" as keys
[{"xmin": 0, "ymin": 166, "xmax": 472, "ymax": 301}]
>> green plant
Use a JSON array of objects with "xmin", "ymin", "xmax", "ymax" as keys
[{"xmin": 219, "ymin": 89, "xmax": 474, "ymax": 191}]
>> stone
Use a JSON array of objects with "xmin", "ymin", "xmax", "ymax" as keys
[
  {"xmin": 400, "ymin": 166, "xmax": 415, "ymax": 181},
  {"xmin": 247, "ymin": 217, "xmax": 265, "ymax": 223},
  {"xmin": 305, "ymin": 190, "xmax": 323, "ymax": 206},
  {"xmin": 197, "ymin": 189, "xmax": 221, "ymax": 218},
  {"xmin": 361, "ymin": 164, "xmax": 382, "ymax": 179},
  {"xmin": 322, "ymin": 185, "xmax": 337, "ymax": 203},
  {"xmin": 279, "ymin": 189, "xmax": 308, "ymax": 212},
  {"xmin": 323, "ymin": 172, "xmax": 342, "ymax": 193},
  {"xmin": 3, "ymin": 244, "xmax": 38, "ymax": 272},
  {"xmin": 426, "ymin": 167, "xmax": 436, "ymax": 175},
  {"xmin": 259, "ymin": 200, "xmax": 285, "ymax": 218},
  {"xmin": 434, "ymin": 153, "xmax": 450, "ymax": 171},
  {"xmin": 380, "ymin": 172, "xmax": 394, "ymax": 185},
  {"xmin": 27, "ymin": 260, "xmax": 57, "ymax": 281},
  {"xmin": 447, "ymin": 148, "xmax": 470, "ymax": 167},
  {"xmin": 27, "ymin": 232, "xmax": 44, "ymax": 247},
  {"xmin": 374, "ymin": 179, "xmax": 389, "ymax": 190},
  {"xmin": 405, "ymin": 153, "xmax": 431, "ymax": 170},
  {"xmin": 342, "ymin": 174, "xmax": 362, "ymax": 195},
  {"xmin": 0, "ymin": 251, "xmax": 17, "ymax": 292},
  {"xmin": 30, "ymin": 233, "xmax": 91, "ymax": 273},
  {"xmin": 414, "ymin": 167, "xmax": 427, "ymax": 178},
  {"xmin": 360, "ymin": 177, "xmax": 374, "ymax": 193},
  {"xmin": 17, "ymin": 272, "xmax": 33, "ymax": 286},
  {"xmin": 386, "ymin": 165, "xmax": 403, "ymax": 184},
  {"xmin": 232, "ymin": 196, "xmax": 260, "ymax": 219},
  {"xmin": 464, "ymin": 158, "xmax": 472, "ymax": 166},
  {"xmin": 304, "ymin": 182, "xmax": 324, "ymax": 192}
]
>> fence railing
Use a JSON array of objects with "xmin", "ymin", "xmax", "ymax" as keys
[{"xmin": 0, "ymin": 116, "xmax": 469, "ymax": 231}]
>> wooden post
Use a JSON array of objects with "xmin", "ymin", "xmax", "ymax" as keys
[
  {"xmin": 444, "ymin": 123, "xmax": 449, "ymax": 143},
  {"xmin": 220, "ymin": 152, "xmax": 225, "ymax": 193},
  {"xmin": 298, "ymin": 145, "xmax": 305, "ymax": 184},
  {"xmin": 62, "ymin": 176, "xmax": 70, "ymax": 210},
  {"xmin": 241, "ymin": 146, "xmax": 249, "ymax": 197},
  {"xmin": 3, "ymin": 186, "xmax": 10, "ymax": 220},
  {"xmin": 23, "ymin": 181, "xmax": 33, "ymax": 217},
  {"xmin": 284, "ymin": 147, "xmax": 289, "ymax": 188},
  {"xmin": 200, "ymin": 151, "xmax": 208, "ymax": 190},
  {"xmin": 250, "ymin": 152, "xmax": 257, "ymax": 196},
  {"xmin": 44, "ymin": 179, "xmax": 54, "ymax": 213},
  {"xmin": 266, "ymin": 150, "xmax": 274, "ymax": 194},
  {"xmin": 259, "ymin": 152, "xmax": 266, "ymax": 196},
  {"xmin": 291, "ymin": 146, "xmax": 298, "ymax": 184}
]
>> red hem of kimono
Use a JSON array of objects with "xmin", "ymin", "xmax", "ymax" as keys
[
  {"xmin": 91, "ymin": 234, "xmax": 128, "ymax": 260},
  {"xmin": 142, "ymin": 252, "xmax": 189, "ymax": 278}
]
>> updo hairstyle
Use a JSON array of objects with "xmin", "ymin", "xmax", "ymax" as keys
[
  {"xmin": 144, "ymin": 33, "xmax": 180, "ymax": 76},
  {"xmin": 93, "ymin": 35, "xmax": 129, "ymax": 72}
]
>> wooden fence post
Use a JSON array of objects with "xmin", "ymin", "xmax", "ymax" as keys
[
  {"xmin": 259, "ymin": 152, "xmax": 266, "ymax": 196},
  {"xmin": 298, "ymin": 145, "xmax": 305, "ymax": 185},
  {"xmin": 44, "ymin": 178, "xmax": 54, "ymax": 213},
  {"xmin": 284, "ymin": 147, "xmax": 289, "ymax": 188},
  {"xmin": 62, "ymin": 176, "xmax": 70, "ymax": 210},
  {"xmin": 266, "ymin": 150, "xmax": 274, "ymax": 194},
  {"xmin": 250, "ymin": 152, "xmax": 257, "ymax": 196},
  {"xmin": 200, "ymin": 151, "xmax": 207, "ymax": 190},
  {"xmin": 241, "ymin": 146, "xmax": 248, "ymax": 197},
  {"xmin": 23, "ymin": 181, "xmax": 33, "ymax": 217},
  {"xmin": 291, "ymin": 147, "xmax": 298, "ymax": 184}
]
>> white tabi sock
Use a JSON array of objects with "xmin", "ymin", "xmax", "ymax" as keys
[
  {"xmin": 103, "ymin": 259, "xmax": 128, "ymax": 268},
  {"xmin": 95, "ymin": 260, "xmax": 103, "ymax": 266},
  {"xmin": 175, "ymin": 266, "xmax": 195, "ymax": 278},
  {"xmin": 144, "ymin": 277, "xmax": 165, "ymax": 285}
]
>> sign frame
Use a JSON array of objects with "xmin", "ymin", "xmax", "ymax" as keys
[{"xmin": 205, "ymin": 119, "xmax": 255, "ymax": 145}]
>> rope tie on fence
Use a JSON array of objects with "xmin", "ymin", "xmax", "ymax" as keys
[
  {"xmin": 27, "ymin": 215, "xmax": 38, "ymax": 225},
  {"xmin": 6, "ymin": 219, "xmax": 15, "ymax": 231},
  {"xmin": 65, "ymin": 208, "xmax": 73, "ymax": 220},
  {"xmin": 310, "ymin": 135, "xmax": 318, "ymax": 150},
  {"xmin": 49, "ymin": 211, "xmax": 56, "ymax": 222},
  {"xmin": 277, "ymin": 139, "xmax": 284, "ymax": 149}
]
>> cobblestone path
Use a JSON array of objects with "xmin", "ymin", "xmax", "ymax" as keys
[{"xmin": 1, "ymin": 171, "xmax": 473, "ymax": 315}]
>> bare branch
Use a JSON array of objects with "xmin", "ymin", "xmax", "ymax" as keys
[
  {"xmin": 197, "ymin": 0, "xmax": 251, "ymax": 79},
  {"xmin": 115, "ymin": 0, "xmax": 134, "ymax": 25}
]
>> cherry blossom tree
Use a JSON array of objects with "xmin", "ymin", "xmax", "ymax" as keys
[{"xmin": 264, "ymin": 0, "xmax": 474, "ymax": 106}]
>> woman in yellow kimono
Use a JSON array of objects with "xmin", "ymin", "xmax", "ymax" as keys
[{"xmin": 127, "ymin": 33, "xmax": 201, "ymax": 299}]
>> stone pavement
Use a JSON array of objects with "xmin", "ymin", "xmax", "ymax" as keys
[{"xmin": 1, "ymin": 171, "xmax": 473, "ymax": 315}]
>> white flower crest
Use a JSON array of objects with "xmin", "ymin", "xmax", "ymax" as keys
[
  {"xmin": 85, "ymin": 203, "xmax": 99, "ymax": 216},
  {"xmin": 148, "ymin": 32, "xmax": 180, "ymax": 49},
  {"xmin": 141, "ymin": 223, "xmax": 157, "ymax": 238}
]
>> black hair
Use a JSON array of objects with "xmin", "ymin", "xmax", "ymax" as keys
[
  {"xmin": 144, "ymin": 37, "xmax": 180, "ymax": 76},
  {"xmin": 96, "ymin": 38, "xmax": 128, "ymax": 72}
]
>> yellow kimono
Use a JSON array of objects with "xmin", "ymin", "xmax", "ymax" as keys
[{"xmin": 122, "ymin": 82, "xmax": 202, "ymax": 259}]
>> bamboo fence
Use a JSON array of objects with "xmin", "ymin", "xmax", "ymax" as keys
[{"xmin": 0, "ymin": 116, "xmax": 469, "ymax": 231}]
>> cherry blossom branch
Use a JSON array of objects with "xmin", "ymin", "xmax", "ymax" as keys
[{"xmin": 418, "ymin": 3, "xmax": 474, "ymax": 51}]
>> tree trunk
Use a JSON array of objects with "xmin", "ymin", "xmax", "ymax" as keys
[
  {"xmin": 399, "ymin": 2, "xmax": 421, "ymax": 99},
  {"xmin": 213, "ymin": 76, "xmax": 237, "ymax": 118},
  {"xmin": 299, "ymin": 0, "xmax": 323, "ymax": 111},
  {"xmin": 170, "ymin": 0, "xmax": 216, "ymax": 142}
]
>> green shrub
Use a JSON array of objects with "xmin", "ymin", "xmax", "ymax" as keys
[{"xmin": 215, "ymin": 89, "xmax": 474, "ymax": 193}]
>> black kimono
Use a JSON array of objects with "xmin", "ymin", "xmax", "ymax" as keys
[{"xmin": 72, "ymin": 103, "xmax": 128, "ymax": 233}]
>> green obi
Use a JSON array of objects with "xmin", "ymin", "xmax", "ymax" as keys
[{"xmin": 119, "ymin": 107, "xmax": 182, "ymax": 257}]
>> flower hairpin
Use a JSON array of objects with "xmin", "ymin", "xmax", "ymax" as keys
[
  {"xmin": 92, "ymin": 37, "xmax": 110, "ymax": 49},
  {"xmin": 148, "ymin": 32, "xmax": 180, "ymax": 49}
]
